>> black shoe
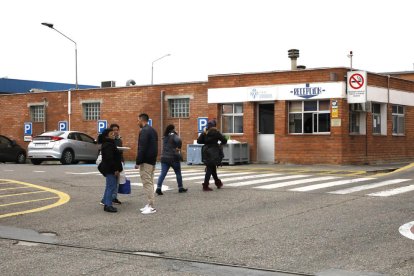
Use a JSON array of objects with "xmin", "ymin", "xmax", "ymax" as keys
[
  {"xmin": 178, "ymin": 188, "xmax": 188, "ymax": 193},
  {"xmin": 104, "ymin": 205, "xmax": 117, "ymax": 213},
  {"xmin": 156, "ymin": 188, "xmax": 163, "ymax": 195},
  {"xmin": 112, "ymin": 198, "xmax": 122, "ymax": 205}
]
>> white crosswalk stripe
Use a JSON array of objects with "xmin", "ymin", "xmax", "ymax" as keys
[
  {"xmin": 367, "ymin": 185, "xmax": 414, "ymax": 197},
  {"xmin": 328, "ymin": 179, "xmax": 411, "ymax": 195},
  {"xmin": 226, "ymin": 175, "xmax": 310, "ymax": 187},
  {"xmin": 289, "ymin": 178, "xmax": 375, "ymax": 192},
  {"xmin": 65, "ymin": 168, "xmax": 414, "ymax": 197},
  {"xmin": 219, "ymin": 173, "xmax": 283, "ymax": 183},
  {"xmin": 183, "ymin": 172, "xmax": 251, "ymax": 181},
  {"xmin": 254, "ymin": 176, "xmax": 340, "ymax": 190}
]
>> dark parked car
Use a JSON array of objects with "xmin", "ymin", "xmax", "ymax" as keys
[{"xmin": 0, "ymin": 135, "xmax": 27, "ymax": 164}]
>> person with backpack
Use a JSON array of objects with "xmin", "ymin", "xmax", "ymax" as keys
[
  {"xmin": 197, "ymin": 119, "xmax": 227, "ymax": 191},
  {"xmin": 156, "ymin": 124, "xmax": 188, "ymax": 195}
]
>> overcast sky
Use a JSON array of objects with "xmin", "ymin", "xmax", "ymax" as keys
[{"xmin": 1, "ymin": 0, "xmax": 413, "ymax": 87}]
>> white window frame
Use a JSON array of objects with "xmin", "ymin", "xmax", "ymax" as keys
[
  {"xmin": 372, "ymin": 102, "xmax": 387, "ymax": 135},
  {"xmin": 392, "ymin": 104, "xmax": 405, "ymax": 136},
  {"xmin": 288, "ymin": 100, "xmax": 331, "ymax": 135},
  {"xmin": 349, "ymin": 110, "xmax": 366, "ymax": 135},
  {"xmin": 221, "ymin": 103, "xmax": 244, "ymax": 134}
]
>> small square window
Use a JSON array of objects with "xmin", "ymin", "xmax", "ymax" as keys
[
  {"xmin": 30, "ymin": 105, "xmax": 45, "ymax": 122},
  {"xmin": 83, "ymin": 102, "xmax": 101, "ymax": 121},
  {"xmin": 169, "ymin": 98, "xmax": 189, "ymax": 118}
]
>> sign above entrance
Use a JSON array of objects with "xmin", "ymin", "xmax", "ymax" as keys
[
  {"xmin": 347, "ymin": 71, "xmax": 367, "ymax": 103},
  {"xmin": 208, "ymin": 83, "xmax": 345, "ymax": 103},
  {"xmin": 247, "ymin": 87, "xmax": 277, "ymax": 101}
]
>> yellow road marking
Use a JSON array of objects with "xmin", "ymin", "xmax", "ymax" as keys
[
  {"xmin": 0, "ymin": 179, "xmax": 70, "ymax": 219},
  {"xmin": 0, "ymin": 197, "xmax": 59, "ymax": 207},
  {"xmin": 0, "ymin": 191, "xmax": 48, "ymax": 198},
  {"xmin": 0, "ymin": 186, "xmax": 31, "ymax": 191}
]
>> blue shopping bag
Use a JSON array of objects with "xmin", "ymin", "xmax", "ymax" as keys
[{"xmin": 118, "ymin": 179, "xmax": 131, "ymax": 194}]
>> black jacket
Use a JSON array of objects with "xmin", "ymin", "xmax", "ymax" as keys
[
  {"xmin": 100, "ymin": 138, "xmax": 123, "ymax": 175},
  {"xmin": 136, "ymin": 124, "xmax": 158, "ymax": 166},
  {"xmin": 160, "ymin": 132, "xmax": 182, "ymax": 165},
  {"xmin": 197, "ymin": 127, "xmax": 227, "ymax": 166}
]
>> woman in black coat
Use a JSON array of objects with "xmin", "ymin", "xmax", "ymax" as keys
[
  {"xmin": 197, "ymin": 119, "xmax": 227, "ymax": 191},
  {"xmin": 99, "ymin": 128, "xmax": 123, "ymax": 213}
]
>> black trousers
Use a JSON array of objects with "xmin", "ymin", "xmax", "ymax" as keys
[{"xmin": 204, "ymin": 165, "xmax": 219, "ymax": 183}]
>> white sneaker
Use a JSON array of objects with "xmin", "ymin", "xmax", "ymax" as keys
[
  {"xmin": 140, "ymin": 204, "xmax": 149, "ymax": 212},
  {"xmin": 141, "ymin": 207, "xmax": 156, "ymax": 214}
]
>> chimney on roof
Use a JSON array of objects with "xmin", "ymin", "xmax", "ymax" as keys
[{"xmin": 288, "ymin": 49, "xmax": 300, "ymax": 70}]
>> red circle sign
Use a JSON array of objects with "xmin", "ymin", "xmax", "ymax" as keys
[{"xmin": 349, "ymin": 73, "xmax": 364, "ymax": 89}]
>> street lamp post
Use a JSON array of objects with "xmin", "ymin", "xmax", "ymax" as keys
[
  {"xmin": 41, "ymin": 22, "xmax": 78, "ymax": 90},
  {"xmin": 151, "ymin": 54, "xmax": 171, "ymax": 85}
]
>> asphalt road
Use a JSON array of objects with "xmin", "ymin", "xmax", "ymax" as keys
[{"xmin": 1, "ymin": 162, "xmax": 414, "ymax": 276}]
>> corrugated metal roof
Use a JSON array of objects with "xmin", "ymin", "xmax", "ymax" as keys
[{"xmin": 0, "ymin": 78, "xmax": 98, "ymax": 94}]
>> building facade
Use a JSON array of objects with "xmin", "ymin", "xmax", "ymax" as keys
[{"xmin": 1, "ymin": 67, "xmax": 414, "ymax": 165}]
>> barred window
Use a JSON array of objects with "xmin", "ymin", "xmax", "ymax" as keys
[
  {"xmin": 288, "ymin": 100, "xmax": 330, "ymax": 134},
  {"xmin": 392, "ymin": 105, "xmax": 405, "ymax": 135},
  {"xmin": 82, "ymin": 102, "xmax": 100, "ymax": 120},
  {"xmin": 221, "ymin": 103, "xmax": 243, "ymax": 134},
  {"xmin": 168, "ymin": 98, "xmax": 189, "ymax": 118},
  {"xmin": 30, "ymin": 105, "xmax": 45, "ymax": 122}
]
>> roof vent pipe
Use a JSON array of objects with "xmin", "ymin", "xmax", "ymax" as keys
[
  {"xmin": 126, "ymin": 79, "xmax": 136, "ymax": 86},
  {"xmin": 288, "ymin": 49, "xmax": 300, "ymax": 70}
]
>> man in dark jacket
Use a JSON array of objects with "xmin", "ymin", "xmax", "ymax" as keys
[{"xmin": 135, "ymin": 113, "xmax": 158, "ymax": 214}]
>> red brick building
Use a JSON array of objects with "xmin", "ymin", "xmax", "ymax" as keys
[{"xmin": 1, "ymin": 67, "xmax": 414, "ymax": 165}]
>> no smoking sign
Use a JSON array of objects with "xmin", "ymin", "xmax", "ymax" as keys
[
  {"xmin": 349, "ymin": 73, "xmax": 364, "ymax": 89},
  {"xmin": 347, "ymin": 71, "xmax": 367, "ymax": 103}
]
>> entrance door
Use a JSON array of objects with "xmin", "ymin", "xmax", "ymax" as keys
[{"xmin": 257, "ymin": 103, "xmax": 275, "ymax": 163}]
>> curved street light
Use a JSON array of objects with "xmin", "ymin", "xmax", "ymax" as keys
[
  {"xmin": 41, "ymin": 22, "xmax": 78, "ymax": 90},
  {"xmin": 151, "ymin": 53, "xmax": 171, "ymax": 85}
]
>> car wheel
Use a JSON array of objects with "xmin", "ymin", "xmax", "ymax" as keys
[
  {"xmin": 31, "ymin": 159, "xmax": 42, "ymax": 165},
  {"xmin": 16, "ymin": 153, "xmax": 26, "ymax": 164},
  {"xmin": 60, "ymin": 150, "xmax": 74, "ymax": 165}
]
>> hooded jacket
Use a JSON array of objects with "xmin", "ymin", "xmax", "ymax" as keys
[
  {"xmin": 197, "ymin": 127, "xmax": 227, "ymax": 166},
  {"xmin": 160, "ymin": 131, "xmax": 182, "ymax": 165}
]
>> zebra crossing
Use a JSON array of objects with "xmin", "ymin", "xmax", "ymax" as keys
[{"xmin": 67, "ymin": 168, "xmax": 414, "ymax": 197}]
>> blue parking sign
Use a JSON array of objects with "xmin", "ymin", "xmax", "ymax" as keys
[
  {"xmin": 97, "ymin": 120, "xmax": 107, "ymax": 134},
  {"xmin": 198, "ymin": 117, "xmax": 208, "ymax": 133},
  {"xmin": 58, "ymin": 121, "xmax": 68, "ymax": 131},
  {"xmin": 148, "ymin": 119, "xmax": 152, "ymax": 127},
  {"xmin": 24, "ymin": 122, "xmax": 32, "ymax": 135}
]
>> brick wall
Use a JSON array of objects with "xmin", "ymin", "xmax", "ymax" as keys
[{"xmin": 1, "ymin": 68, "xmax": 414, "ymax": 165}]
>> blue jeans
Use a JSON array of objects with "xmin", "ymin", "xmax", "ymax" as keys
[
  {"xmin": 157, "ymin": 162, "xmax": 183, "ymax": 189},
  {"xmin": 103, "ymin": 174, "xmax": 117, "ymax": 206}
]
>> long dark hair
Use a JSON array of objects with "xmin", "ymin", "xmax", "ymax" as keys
[
  {"xmin": 97, "ymin": 128, "xmax": 113, "ymax": 144},
  {"xmin": 164, "ymin": 124, "xmax": 175, "ymax": 137}
]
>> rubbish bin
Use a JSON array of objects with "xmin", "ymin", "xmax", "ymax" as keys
[{"xmin": 186, "ymin": 144, "xmax": 203, "ymax": 165}]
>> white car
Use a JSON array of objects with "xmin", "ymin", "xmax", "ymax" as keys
[{"xmin": 27, "ymin": 131, "xmax": 99, "ymax": 165}]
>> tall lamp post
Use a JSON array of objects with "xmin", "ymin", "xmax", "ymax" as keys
[
  {"xmin": 41, "ymin": 22, "xmax": 78, "ymax": 90},
  {"xmin": 151, "ymin": 54, "xmax": 171, "ymax": 85}
]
